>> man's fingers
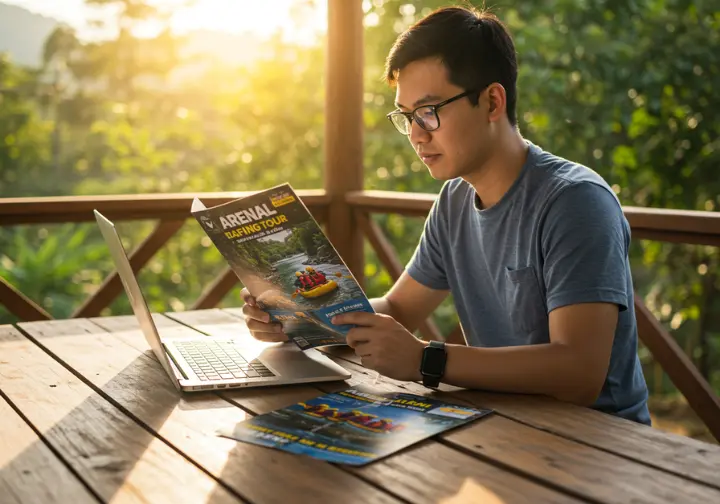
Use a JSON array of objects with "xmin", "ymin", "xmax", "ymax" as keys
[
  {"xmin": 240, "ymin": 288, "xmax": 256, "ymax": 306},
  {"xmin": 247, "ymin": 321, "xmax": 287, "ymax": 343},
  {"xmin": 239, "ymin": 289, "xmax": 285, "ymax": 342},
  {"xmin": 346, "ymin": 328, "xmax": 374, "ymax": 348},
  {"xmin": 360, "ymin": 355, "xmax": 376, "ymax": 370},
  {"xmin": 333, "ymin": 311, "xmax": 389, "ymax": 327},
  {"xmin": 246, "ymin": 318, "xmax": 283, "ymax": 333},
  {"xmin": 253, "ymin": 332, "xmax": 289, "ymax": 343},
  {"xmin": 241, "ymin": 303, "xmax": 270, "ymax": 323},
  {"xmin": 353, "ymin": 342, "xmax": 372, "ymax": 357}
]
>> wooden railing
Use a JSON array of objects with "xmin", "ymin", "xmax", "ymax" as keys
[
  {"xmin": 0, "ymin": 191, "xmax": 329, "ymax": 320},
  {"xmin": 1, "ymin": 190, "xmax": 719, "ymax": 442}
]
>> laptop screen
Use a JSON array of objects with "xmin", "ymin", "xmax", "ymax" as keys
[{"xmin": 94, "ymin": 210, "xmax": 181, "ymax": 388}]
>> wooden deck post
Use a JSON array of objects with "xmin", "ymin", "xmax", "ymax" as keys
[{"xmin": 325, "ymin": 0, "xmax": 364, "ymax": 284}]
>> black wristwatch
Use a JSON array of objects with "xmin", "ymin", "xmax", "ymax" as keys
[{"xmin": 420, "ymin": 340, "xmax": 447, "ymax": 388}]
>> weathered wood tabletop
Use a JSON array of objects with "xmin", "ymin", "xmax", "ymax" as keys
[{"xmin": 2, "ymin": 308, "xmax": 719, "ymax": 504}]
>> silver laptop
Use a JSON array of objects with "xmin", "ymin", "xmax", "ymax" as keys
[{"xmin": 94, "ymin": 210, "xmax": 351, "ymax": 392}]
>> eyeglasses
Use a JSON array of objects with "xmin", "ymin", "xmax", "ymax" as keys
[{"xmin": 386, "ymin": 89, "xmax": 479, "ymax": 135}]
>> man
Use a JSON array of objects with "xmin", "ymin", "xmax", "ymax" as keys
[
  {"xmin": 306, "ymin": 266, "xmax": 328, "ymax": 285},
  {"xmin": 293, "ymin": 271, "xmax": 313, "ymax": 291},
  {"xmin": 242, "ymin": 6, "xmax": 650, "ymax": 424}
]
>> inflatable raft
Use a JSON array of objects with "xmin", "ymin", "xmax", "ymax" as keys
[{"xmin": 298, "ymin": 279, "xmax": 338, "ymax": 298}]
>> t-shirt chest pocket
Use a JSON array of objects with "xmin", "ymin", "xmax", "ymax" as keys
[{"xmin": 504, "ymin": 266, "xmax": 547, "ymax": 334}]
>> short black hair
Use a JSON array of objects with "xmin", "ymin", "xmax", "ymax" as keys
[{"xmin": 385, "ymin": 6, "xmax": 518, "ymax": 126}]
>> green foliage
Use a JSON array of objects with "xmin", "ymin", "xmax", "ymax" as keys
[
  {"xmin": 0, "ymin": 224, "xmax": 109, "ymax": 318},
  {"xmin": 0, "ymin": 0, "xmax": 718, "ymax": 399},
  {"xmin": 294, "ymin": 222, "xmax": 321, "ymax": 256}
]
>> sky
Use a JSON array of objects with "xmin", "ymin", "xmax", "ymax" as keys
[{"xmin": 3, "ymin": 0, "xmax": 328, "ymax": 42}]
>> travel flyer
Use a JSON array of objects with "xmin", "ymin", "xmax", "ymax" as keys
[
  {"xmin": 191, "ymin": 183, "xmax": 374, "ymax": 350},
  {"xmin": 217, "ymin": 387, "xmax": 493, "ymax": 466}
]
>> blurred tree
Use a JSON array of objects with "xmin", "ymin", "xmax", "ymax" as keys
[
  {"xmin": 0, "ymin": 55, "xmax": 53, "ymax": 196},
  {"xmin": 41, "ymin": 25, "xmax": 81, "ymax": 172}
]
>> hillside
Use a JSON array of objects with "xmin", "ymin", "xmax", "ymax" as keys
[
  {"xmin": 0, "ymin": 2, "xmax": 60, "ymax": 66},
  {"xmin": 0, "ymin": 2, "xmax": 267, "ymax": 70}
]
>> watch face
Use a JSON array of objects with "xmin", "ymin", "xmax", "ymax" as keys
[{"xmin": 421, "ymin": 345, "xmax": 446, "ymax": 378}]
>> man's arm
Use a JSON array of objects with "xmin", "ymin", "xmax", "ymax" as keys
[
  {"xmin": 440, "ymin": 302, "xmax": 617, "ymax": 405},
  {"xmin": 338, "ymin": 301, "xmax": 617, "ymax": 406},
  {"xmin": 370, "ymin": 271, "xmax": 449, "ymax": 333}
]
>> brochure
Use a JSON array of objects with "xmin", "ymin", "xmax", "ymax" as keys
[
  {"xmin": 191, "ymin": 183, "xmax": 374, "ymax": 350},
  {"xmin": 217, "ymin": 386, "xmax": 493, "ymax": 466}
]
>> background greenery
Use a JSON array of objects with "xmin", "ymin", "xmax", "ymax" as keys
[{"xmin": 0, "ymin": 0, "xmax": 718, "ymax": 439}]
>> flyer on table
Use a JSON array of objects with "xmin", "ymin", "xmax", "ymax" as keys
[{"xmin": 217, "ymin": 386, "xmax": 493, "ymax": 466}]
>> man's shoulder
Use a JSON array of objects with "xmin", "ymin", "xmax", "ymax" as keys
[
  {"xmin": 529, "ymin": 146, "xmax": 630, "ymax": 243},
  {"xmin": 530, "ymin": 143, "xmax": 619, "ymax": 204},
  {"xmin": 440, "ymin": 177, "xmax": 474, "ymax": 198},
  {"xmin": 432, "ymin": 178, "xmax": 474, "ymax": 215}
]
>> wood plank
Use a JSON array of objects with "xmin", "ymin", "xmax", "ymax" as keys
[
  {"xmin": 623, "ymin": 206, "xmax": 720, "ymax": 236},
  {"xmin": 0, "ymin": 190, "xmax": 330, "ymax": 225},
  {"xmin": 327, "ymin": 347, "xmax": 720, "ymax": 489},
  {"xmin": 1, "ymin": 324, "xmax": 241, "ymax": 504},
  {"xmin": 0, "ymin": 276, "xmax": 52, "ymax": 322},
  {"xmin": 162, "ymin": 310, "xmax": 583, "ymax": 504},
  {"xmin": 329, "ymin": 356, "xmax": 720, "ymax": 504},
  {"xmin": 634, "ymin": 292, "xmax": 720, "ymax": 442},
  {"xmin": 0, "ymin": 392, "xmax": 99, "ymax": 504},
  {"xmin": 632, "ymin": 229, "xmax": 720, "ymax": 247},
  {"xmin": 88, "ymin": 312, "xmax": 184, "ymax": 331},
  {"xmin": 325, "ymin": 0, "xmax": 364, "ymax": 282},
  {"xmin": 73, "ymin": 219, "xmax": 186, "ymax": 317},
  {"xmin": 20, "ymin": 317, "xmax": 402, "ymax": 504},
  {"xmin": 345, "ymin": 190, "xmax": 435, "ymax": 217},
  {"xmin": 344, "ymin": 191, "xmax": 720, "ymax": 239}
]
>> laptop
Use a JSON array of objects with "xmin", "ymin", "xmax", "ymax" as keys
[{"xmin": 93, "ymin": 210, "xmax": 351, "ymax": 392}]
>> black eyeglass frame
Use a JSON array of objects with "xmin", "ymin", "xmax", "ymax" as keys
[{"xmin": 386, "ymin": 89, "xmax": 480, "ymax": 135}]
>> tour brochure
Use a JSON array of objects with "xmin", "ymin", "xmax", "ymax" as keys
[
  {"xmin": 191, "ymin": 183, "xmax": 374, "ymax": 350},
  {"xmin": 216, "ymin": 386, "xmax": 493, "ymax": 466}
]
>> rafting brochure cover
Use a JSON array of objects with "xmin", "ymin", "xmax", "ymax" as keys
[
  {"xmin": 217, "ymin": 386, "xmax": 493, "ymax": 466},
  {"xmin": 191, "ymin": 183, "xmax": 374, "ymax": 350}
]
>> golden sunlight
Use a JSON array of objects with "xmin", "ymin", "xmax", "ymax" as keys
[
  {"xmin": 439, "ymin": 479, "xmax": 507, "ymax": 504},
  {"xmin": 7, "ymin": 0, "xmax": 327, "ymax": 45},
  {"xmin": 171, "ymin": 0, "xmax": 327, "ymax": 42}
]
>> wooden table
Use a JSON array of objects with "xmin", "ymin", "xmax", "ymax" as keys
[{"xmin": 2, "ymin": 308, "xmax": 719, "ymax": 504}]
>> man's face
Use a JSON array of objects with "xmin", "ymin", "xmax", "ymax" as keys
[{"xmin": 394, "ymin": 58, "xmax": 492, "ymax": 181}]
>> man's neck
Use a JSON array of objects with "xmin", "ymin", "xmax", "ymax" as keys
[{"xmin": 463, "ymin": 130, "xmax": 529, "ymax": 210}]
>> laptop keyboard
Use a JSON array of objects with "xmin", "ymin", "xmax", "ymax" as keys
[{"xmin": 173, "ymin": 340, "xmax": 276, "ymax": 381}]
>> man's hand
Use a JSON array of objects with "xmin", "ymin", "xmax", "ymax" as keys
[
  {"xmin": 332, "ymin": 311, "xmax": 427, "ymax": 381},
  {"xmin": 240, "ymin": 288, "xmax": 288, "ymax": 343}
]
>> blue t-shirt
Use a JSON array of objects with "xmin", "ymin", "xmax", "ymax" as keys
[{"xmin": 407, "ymin": 140, "xmax": 651, "ymax": 425}]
